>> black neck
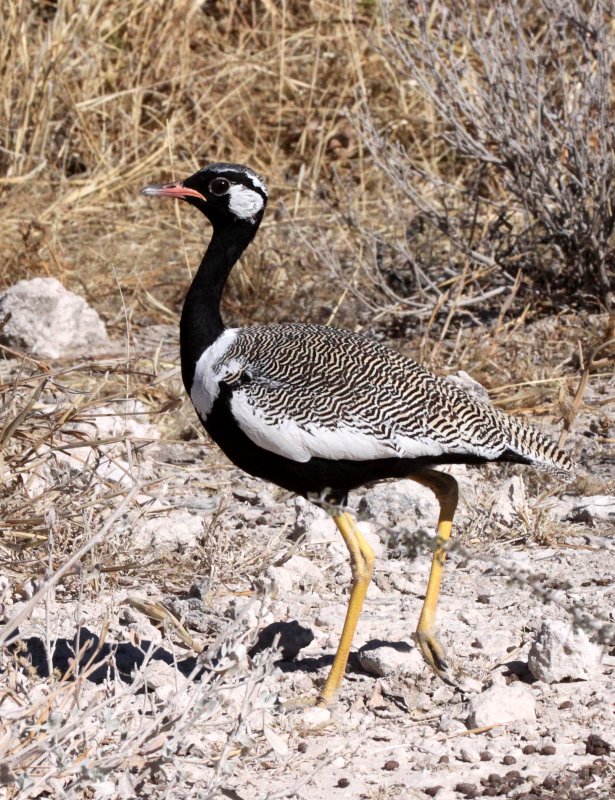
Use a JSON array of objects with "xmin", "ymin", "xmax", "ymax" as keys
[{"xmin": 180, "ymin": 218, "xmax": 258, "ymax": 393}]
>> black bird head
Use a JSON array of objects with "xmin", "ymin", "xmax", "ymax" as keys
[{"xmin": 141, "ymin": 163, "xmax": 268, "ymax": 227}]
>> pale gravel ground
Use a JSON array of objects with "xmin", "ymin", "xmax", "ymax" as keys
[
  {"xmin": 3, "ymin": 454, "xmax": 613, "ymax": 799},
  {"xmin": 1, "ymin": 322, "xmax": 613, "ymax": 800}
]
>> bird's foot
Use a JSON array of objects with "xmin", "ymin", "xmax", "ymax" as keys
[
  {"xmin": 280, "ymin": 694, "xmax": 333, "ymax": 729},
  {"xmin": 416, "ymin": 628, "xmax": 466, "ymax": 689},
  {"xmin": 282, "ymin": 694, "xmax": 319, "ymax": 711},
  {"xmin": 282, "ymin": 691, "xmax": 332, "ymax": 711}
]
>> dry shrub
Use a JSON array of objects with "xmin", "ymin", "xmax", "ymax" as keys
[{"xmin": 325, "ymin": 0, "xmax": 614, "ymax": 334}]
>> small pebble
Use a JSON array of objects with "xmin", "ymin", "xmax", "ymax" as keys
[
  {"xmin": 586, "ymin": 734, "xmax": 611, "ymax": 756},
  {"xmin": 480, "ymin": 751, "xmax": 493, "ymax": 761},
  {"xmin": 540, "ymin": 745, "xmax": 556, "ymax": 756},
  {"xmin": 424, "ymin": 788, "xmax": 442, "ymax": 798},
  {"xmin": 522, "ymin": 744, "xmax": 536, "ymax": 754},
  {"xmin": 336, "ymin": 777, "xmax": 349, "ymax": 788},
  {"xmin": 477, "ymin": 594, "xmax": 490, "ymax": 604},
  {"xmin": 438, "ymin": 755, "xmax": 449, "ymax": 765},
  {"xmin": 297, "ymin": 741, "xmax": 308, "ymax": 753},
  {"xmin": 558, "ymin": 700, "xmax": 573, "ymax": 710},
  {"xmin": 383, "ymin": 759, "xmax": 399, "ymax": 771},
  {"xmin": 502, "ymin": 755, "xmax": 516, "ymax": 765},
  {"xmin": 302, "ymin": 706, "xmax": 331, "ymax": 726},
  {"xmin": 455, "ymin": 783, "xmax": 478, "ymax": 798}
]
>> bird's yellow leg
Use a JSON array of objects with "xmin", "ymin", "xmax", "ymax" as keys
[
  {"xmin": 409, "ymin": 469, "xmax": 459, "ymax": 685},
  {"xmin": 316, "ymin": 511, "xmax": 374, "ymax": 707}
]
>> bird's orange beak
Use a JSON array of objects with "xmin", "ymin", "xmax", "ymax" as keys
[{"xmin": 141, "ymin": 181, "xmax": 206, "ymax": 202}]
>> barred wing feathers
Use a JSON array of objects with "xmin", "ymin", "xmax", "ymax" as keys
[{"xmin": 199, "ymin": 324, "xmax": 571, "ymax": 472}]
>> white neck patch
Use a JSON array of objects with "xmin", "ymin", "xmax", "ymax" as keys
[{"xmin": 227, "ymin": 184, "xmax": 265, "ymax": 222}]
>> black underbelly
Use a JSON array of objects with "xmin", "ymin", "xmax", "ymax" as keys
[{"xmin": 202, "ymin": 391, "xmax": 528, "ymax": 503}]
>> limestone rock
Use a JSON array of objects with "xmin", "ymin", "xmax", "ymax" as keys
[
  {"xmin": 358, "ymin": 641, "xmax": 424, "ymax": 677},
  {"xmin": 0, "ymin": 277, "xmax": 109, "ymax": 358},
  {"xmin": 466, "ymin": 683, "xmax": 536, "ymax": 727},
  {"xmin": 492, "ymin": 476, "xmax": 527, "ymax": 527},
  {"xmin": 527, "ymin": 619, "xmax": 603, "ymax": 683},
  {"xmin": 569, "ymin": 495, "xmax": 615, "ymax": 526},
  {"xmin": 281, "ymin": 554, "xmax": 324, "ymax": 587},
  {"xmin": 143, "ymin": 660, "xmax": 179, "ymax": 691},
  {"xmin": 445, "ymin": 370, "xmax": 491, "ymax": 402},
  {"xmin": 134, "ymin": 508, "xmax": 204, "ymax": 552}
]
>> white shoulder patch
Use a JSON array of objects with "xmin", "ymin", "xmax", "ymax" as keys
[{"xmin": 191, "ymin": 329, "xmax": 242, "ymax": 420}]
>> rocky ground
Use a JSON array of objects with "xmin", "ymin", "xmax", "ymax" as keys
[{"xmin": 0, "ymin": 281, "xmax": 613, "ymax": 799}]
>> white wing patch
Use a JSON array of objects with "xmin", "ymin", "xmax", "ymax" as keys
[
  {"xmin": 191, "ymin": 329, "xmax": 242, "ymax": 420},
  {"xmin": 227, "ymin": 185, "xmax": 265, "ymax": 221},
  {"xmin": 230, "ymin": 390, "xmax": 454, "ymax": 463}
]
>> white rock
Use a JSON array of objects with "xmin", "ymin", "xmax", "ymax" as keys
[
  {"xmin": 527, "ymin": 619, "xmax": 603, "ymax": 683},
  {"xmin": 358, "ymin": 641, "xmax": 424, "ymax": 677},
  {"xmin": 492, "ymin": 476, "xmax": 527, "ymax": 526},
  {"xmin": 0, "ymin": 694, "xmax": 25, "ymax": 721},
  {"xmin": 569, "ymin": 495, "xmax": 615, "ymax": 525},
  {"xmin": 87, "ymin": 400, "xmax": 160, "ymax": 441},
  {"xmin": 91, "ymin": 781, "xmax": 116, "ymax": 799},
  {"xmin": 359, "ymin": 479, "xmax": 439, "ymax": 524},
  {"xmin": 218, "ymin": 684, "xmax": 246, "ymax": 713},
  {"xmin": 154, "ymin": 685, "xmax": 177, "ymax": 704},
  {"xmin": 266, "ymin": 565, "xmax": 295, "ymax": 594},
  {"xmin": 276, "ymin": 555, "xmax": 324, "ymax": 590},
  {"xmin": 359, "ymin": 520, "xmax": 384, "ymax": 557},
  {"xmin": 0, "ymin": 277, "xmax": 109, "ymax": 358},
  {"xmin": 293, "ymin": 497, "xmax": 337, "ymax": 543},
  {"xmin": 143, "ymin": 661, "xmax": 179, "ymax": 691},
  {"xmin": 459, "ymin": 742, "xmax": 482, "ymax": 762},
  {"xmin": 301, "ymin": 706, "xmax": 331, "ymax": 726},
  {"xmin": 466, "ymin": 682, "xmax": 536, "ymax": 727},
  {"xmin": 438, "ymin": 716, "xmax": 467, "ymax": 733},
  {"xmin": 134, "ymin": 508, "xmax": 204, "ymax": 551},
  {"xmin": 390, "ymin": 572, "xmax": 414, "ymax": 593}
]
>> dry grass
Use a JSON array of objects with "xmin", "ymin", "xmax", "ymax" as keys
[{"xmin": 1, "ymin": 0, "xmax": 396, "ymax": 328}]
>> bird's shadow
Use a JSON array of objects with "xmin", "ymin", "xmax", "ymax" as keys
[
  {"xmin": 12, "ymin": 628, "xmax": 198, "ymax": 685},
  {"xmin": 11, "ymin": 624, "xmax": 409, "ymax": 686}
]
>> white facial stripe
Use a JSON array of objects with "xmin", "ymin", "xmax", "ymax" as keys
[
  {"xmin": 245, "ymin": 172, "xmax": 267, "ymax": 194},
  {"xmin": 227, "ymin": 185, "xmax": 265, "ymax": 221},
  {"xmin": 208, "ymin": 164, "xmax": 268, "ymax": 197}
]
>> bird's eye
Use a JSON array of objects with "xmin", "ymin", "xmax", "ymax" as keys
[{"xmin": 209, "ymin": 177, "xmax": 230, "ymax": 196}]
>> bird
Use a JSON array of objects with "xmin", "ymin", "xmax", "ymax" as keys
[{"xmin": 141, "ymin": 163, "xmax": 572, "ymax": 708}]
